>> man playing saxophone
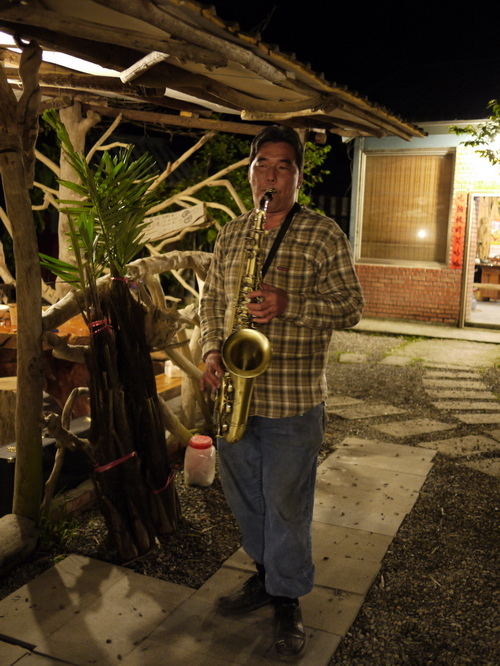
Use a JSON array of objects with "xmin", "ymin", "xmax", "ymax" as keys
[{"xmin": 199, "ymin": 125, "xmax": 364, "ymax": 660}]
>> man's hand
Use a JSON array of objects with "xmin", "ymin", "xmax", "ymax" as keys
[
  {"xmin": 200, "ymin": 351, "xmax": 225, "ymax": 391},
  {"xmin": 246, "ymin": 282, "xmax": 288, "ymax": 324}
]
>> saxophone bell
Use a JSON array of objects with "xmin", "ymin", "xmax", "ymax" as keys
[{"xmin": 223, "ymin": 328, "xmax": 272, "ymax": 378}]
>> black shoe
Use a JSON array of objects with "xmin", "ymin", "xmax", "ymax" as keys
[
  {"xmin": 273, "ymin": 599, "xmax": 306, "ymax": 660},
  {"xmin": 217, "ymin": 573, "xmax": 273, "ymax": 614}
]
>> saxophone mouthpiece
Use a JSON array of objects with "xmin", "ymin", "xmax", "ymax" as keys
[{"xmin": 260, "ymin": 189, "xmax": 275, "ymax": 207}]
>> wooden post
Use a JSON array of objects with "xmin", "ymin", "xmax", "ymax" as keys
[
  {"xmin": 0, "ymin": 43, "xmax": 44, "ymax": 521},
  {"xmin": 55, "ymin": 103, "xmax": 100, "ymax": 298}
]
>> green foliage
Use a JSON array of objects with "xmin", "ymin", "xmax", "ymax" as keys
[
  {"xmin": 450, "ymin": 100, "xmax": 500, "ymax": 168},
  {"xmin": 38, "ymin": 513, "xmax": 81, "ymax": 552},
  {"xmin": 299, "ymin": 141, "xmax": 331, "ymax": 208},
  {"xmin": 40, "ymin": 110, "xmax": 169, "ymax": 307}
]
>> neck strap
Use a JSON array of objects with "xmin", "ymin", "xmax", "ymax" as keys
[{"xmin": 261, "ymin": 202, "xmax": 300, "ymax": 279}]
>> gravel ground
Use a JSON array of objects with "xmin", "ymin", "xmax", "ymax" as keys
[{"xmin": 1, "ymin": 330, "xmax": 499, "ymax": 664}]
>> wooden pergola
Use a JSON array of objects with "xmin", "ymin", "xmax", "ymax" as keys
[
  {"xmin": 0, "ymin": 0, "xmax": 424, "ymax": 566},
  {"xmin": 0, "ymin": 0, "xmax": 423, "ymax": 141}
]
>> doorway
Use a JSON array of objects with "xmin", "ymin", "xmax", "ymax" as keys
[{"xmin": 463, "ymin": 194, "xmax": 500, "ymax": 328}]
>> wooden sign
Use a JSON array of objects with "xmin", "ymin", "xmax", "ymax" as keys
[{"xmin": 142, "ymin": 203, "xmax": 206, "ymax": 242}]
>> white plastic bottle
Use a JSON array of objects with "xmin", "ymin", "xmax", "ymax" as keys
[{"xmin": 184, "ymin": 435, "xmax": 216, "ymax": 487}]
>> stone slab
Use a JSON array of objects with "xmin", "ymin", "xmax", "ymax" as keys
[
  {"xmin": 372, "ymin": 418, "xmax": 455, "ymax": 438},
  {"xmin": 313, "ymin": 439, "xmax": 434, "ymax": 535},
  {"xmin": 13, "ymin": 655, "xmax": 63, "ymax": 665},
  {"xmin": 314, "ymin": 469, "xmax": 428, "ymax": 536},
  {"xmin": 378, "ymin": 356, "xmax": 413, "ymax": 366},
  {"xmin": 121, "ymin": 595, "xmax": 345, "ymax": 666},
  {"xmin": 201, "ymin": 524, "xmax": 391, "ymax": 600},
  {"xmin": 418, "ymin": 434, "xmax": 500, "ymax": 455},
  {"xmin": 463, "ymin": 458, "xmax": 500, "ymax": 477},
  {"xmin": 422, "ymin": 379, "xmax": 488, "ymax": 389},
  {"xmin": 392, "ymin": 339, "xmax": 500, "ymax": 367},
  {"xmin": 456, "ymin": 413, "xmax": 500, "ymax": 424},
  {"xmin": 424, "ymin": 370, "xmax": 483, "ymax": 379},
  {"xmin": 326, "ymin": 396, "xmax": 364, "ymax": 408},
  {"xmin": 431, "ymin": 401, "xmax": 500, "ymax": 410},
  {"xmin": 327, "ymin": 404, "xmax": 406, "ymax": 420},
  {"xmin": 483, "ymin": 428, "xmax": 500, "ymax": 441},
  {"xmin": 0, "ymin": 641, "xmax": 29, "ymax": 665},
  {"xmin": 327, "ymin": 437, "xmax": 436, "ymax": 475},
  {"xmin": 311, "ymin": 523, "xmax": 392, "ymax": 595},
  {"xmin": 338, "ymin": 353, "xmax": 368, "ymax": 364},
  {"xmin": 423, "ymin": 362, "xmax": 479, "ymax": 371},
  {"xmin": 424, "ymin": 389, "xmax": 498, "ymax": 400},
  {"xmin": 0, "ymin": 554, "xmax": 193, "ymax": 666},
  {"xmin": 0, "ymin": 554, "xmax": 129, "ymax": 646}
]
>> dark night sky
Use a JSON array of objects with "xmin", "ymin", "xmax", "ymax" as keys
[{"xmin": 210, "ymin": 1, "xmax": 500, "ymax": 123}]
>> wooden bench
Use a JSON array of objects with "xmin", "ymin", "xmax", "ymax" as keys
[{"xmin": 155, "ymin": 373, "xmax": 183, "ymax": 401}]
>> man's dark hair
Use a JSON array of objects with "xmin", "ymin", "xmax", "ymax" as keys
[{"xmin": 249, "ymin": 125, "xmax": 304, "ymax": 172}]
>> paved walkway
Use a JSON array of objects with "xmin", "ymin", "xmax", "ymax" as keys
[
  {"xmin": 0, "ymin": 438, "xmax": 436, "ymax": 665},
  {"xmin": 1, "ymin": 319, "xmax": 499, "ymax": 665}
]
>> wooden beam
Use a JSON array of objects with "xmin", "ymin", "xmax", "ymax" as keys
[
  {"xmin": 0, "ymin": 4, "xmax": 227, "ymax": 68},
  {"xmin": 38, "ymin": 88, "xmax": 213, "ymax": 117},
  {"xmin": 80, "ymin": 103, "xmax": 267, "ymax": 135},
  {"xmin": 0, "ymin": 19, "xmax": 148, "ymax": 73},
  {"xmin": 91, "ymin": 0, "xmax": 314, "ymax": 98}
]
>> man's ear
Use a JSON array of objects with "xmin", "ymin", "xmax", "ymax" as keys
[{"xmin": 297, "ymin": 172, "xmax": 304, "ymax": 189}]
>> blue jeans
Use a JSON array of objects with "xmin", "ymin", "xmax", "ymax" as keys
[{"xmin": 217, "ymin": 402, "xmax": 324, "ymax": 598}]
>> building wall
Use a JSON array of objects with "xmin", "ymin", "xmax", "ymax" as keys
[
  {"xmin": 352, "ymin": 123, "xmax": 500, "ymax": 326},
  {"xmin": 356, "ymin": 264, "xmax": 462, "ymax": 324}
]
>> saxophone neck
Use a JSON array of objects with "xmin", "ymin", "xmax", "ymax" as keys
[{"xmin": 259, "ymin": 188, "xmax": 275, "ymax": 210}]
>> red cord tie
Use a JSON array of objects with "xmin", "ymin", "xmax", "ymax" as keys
[
  {"xmin": 89, "ymin": 318, "xmax": 113, "ymax": 335},
  {"xmin": 95, "ymin": 451, "xmax": 137, "ymax": 473},
  {"xmin": 111, "ymin": 276, "xmax": 139, "ymax": 288},
  {"xmin": 151, "ymin": 464, "xmax": 180, "ymax": 494}
]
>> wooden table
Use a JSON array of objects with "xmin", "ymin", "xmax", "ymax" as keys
[{"xmin": 1, "ymin": 314, "xmax": 184, "ymax": 418}]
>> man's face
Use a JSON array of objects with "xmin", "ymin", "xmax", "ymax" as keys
[{"xmin": 249, "ymin": 141, "xmax": 303, "ymax": 215}]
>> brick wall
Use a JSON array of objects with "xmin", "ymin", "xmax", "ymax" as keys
[{"xmin": 355, "ymin": 264, "xmax": 463, "ymax": 325}]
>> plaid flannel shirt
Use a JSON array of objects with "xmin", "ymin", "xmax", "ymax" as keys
[{"xmin": 199, "ymin": 205, "xmax": 364, "ymax": 418}]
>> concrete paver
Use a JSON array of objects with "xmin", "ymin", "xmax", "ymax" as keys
[
  {"xmin": 326, "ymin": 396, "xmax": 364, "ymax": 408},
  {"xmin": 325, "ymin": 437, "xmax": 435, "ymax": 475},
  {"xmin": 464, "ymin": 458, "xmax": 500, "ymax": 477},
  {"xmin": 424, "ymin": 389, "xmax": 498, "ymax": 400},
  {"xmin": 483, "ymin": 428, "xmax": 500, "ymax": 440},
  {"xmin": 338, "ymin": 353, "xmax": 368, "ymax": 364},
  {"xmin": 371, "ymin": 336, "xmax": 500, "ymax": 368},
  {"xmin": 424, "ymin": 370, "xmax": 483, "ymax": 379},
  {"xmin": 422, "ymin": 378, "xmax": 489, "ymax": 389},
  {"xmin": 418, "ymin": 434, "xmax": 500, "ymax": 455},
  {"xmin": 431, "ymin": 401, "xmax": 500, "ymax": 410},
  {"xmin": 372, "ymin": 418, "xmax": 456, "ymax": 437},
  {"xmin": 311, "ymin": 523, "xmax": 392, "ymax": 595},
  {"xmin": 378, "ymin": 355, "xmax": 413, "ymax": 365},
  {"xmin": 327, "ymin": 403, "xmax": 406, "ymax": 420},
  {"xmin": 457, "ymin": 413, "xmax": 500, "ymax": 424}
]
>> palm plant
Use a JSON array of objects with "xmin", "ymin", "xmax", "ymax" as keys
[{"xmin": 41, "ymin": 110, "xmax": 181, "ymax": 562}]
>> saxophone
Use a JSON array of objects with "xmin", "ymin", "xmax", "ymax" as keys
[{"xmin": 214, "ymin": 189, "xmax": 275, "ymax": 443}]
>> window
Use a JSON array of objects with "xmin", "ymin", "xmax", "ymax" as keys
[{"xmin": 359, "ymin": 151, "xmax": 454, "ymax": 263}]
